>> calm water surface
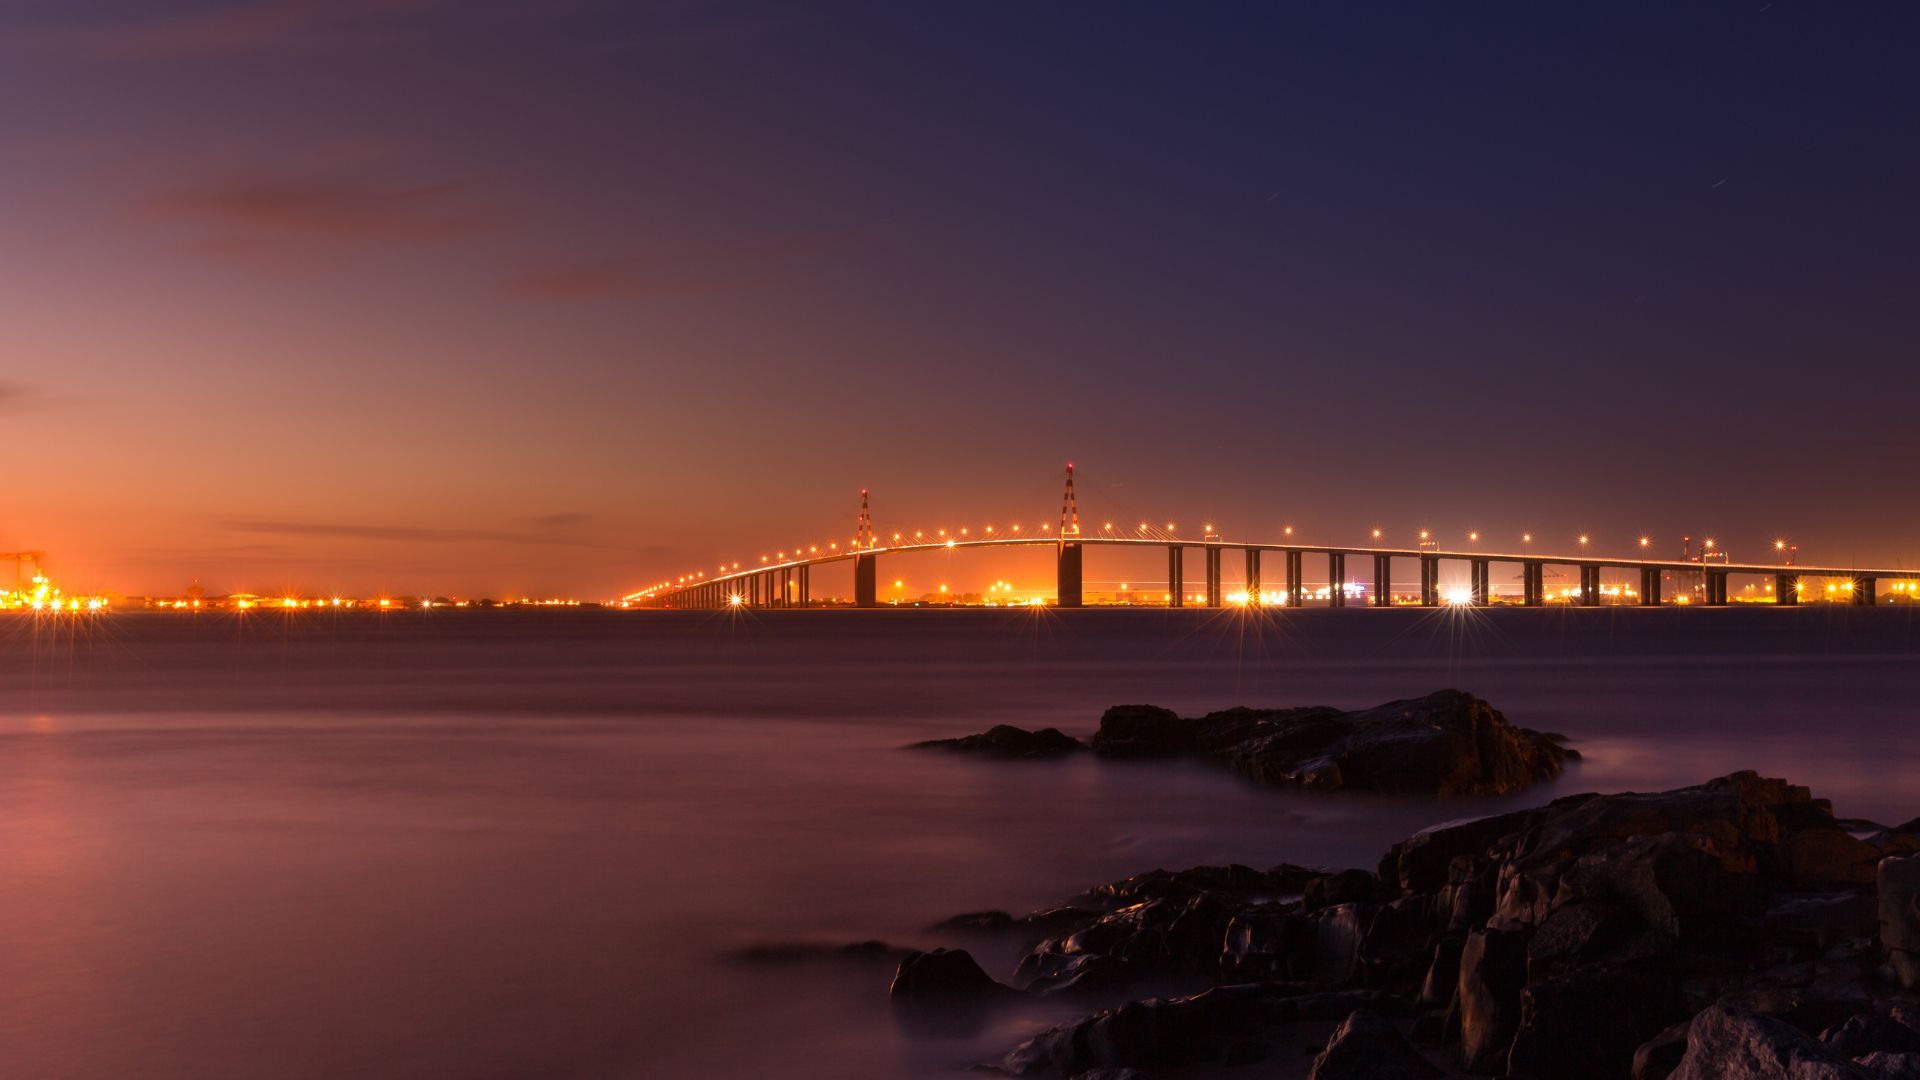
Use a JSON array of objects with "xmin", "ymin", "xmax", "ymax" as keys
[{"xmin": 1, "ymin": 608, "xmax": 1917, "ymax": 1077}]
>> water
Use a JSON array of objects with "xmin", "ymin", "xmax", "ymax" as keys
[{"xmin": 1, "ymin": 607, "xmax": 1917, "ymax": 1077}]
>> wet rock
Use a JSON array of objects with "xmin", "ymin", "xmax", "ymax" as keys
[
  {"xmin": 1783, "ymin": 828, "xmax": 1885, "ymax": 889},
  {"xmin": 1018, "ymin": 951, "xmax": 1134, "ymax": 997},
  {"xmin": 1091, "ymin": 690, "xmax": 1566, "ymax": 796},
  {"xmin": 931, "ymin": 910, "xmax": 1014, "ymax": 932},
  {"xmin": 912, "ymin": 724, "xmax": 1082, "ymax": 758},
  {"xmin": 1457, "ymin": 927, "xmax": 1529, "ymax": 1071},
  {"xmin": 1879, "ymin": 856, "xmax": 1920, "ymax": 990},
  {"xmin": 1307, "ymin": 1008, "xmax": 1440, "ymax": 1080},
  {"xmin": 1822, "ymin": 1013, "xmax": 1920, "ymax": 1057},
  {"xmin": 1002, "ymin": 984, "xmax": 1398, "ymax": 1077},
  {"xmin": 1505, "ymin": 963, "xmax": 1690, "ymax": 1080},
  {"xmin": 1670, "ymin": 1002, "xmax": 1868, "ymax": 1079},
  {"xmin": 1418, "ymin": 938, "xmax": 1464, "ymax": 1007},
  {"xmin": 1631, "ymin": 1020, "xmax": 1691, "ymax": 1080},
  {"xmin": 888, "ymin": 948, "xmax": 1015, "ymax": 1002}
]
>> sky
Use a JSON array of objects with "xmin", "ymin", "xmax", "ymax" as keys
[{"xmin": 2, "ymin": 1, "xmax": 1917, "ymax": 599}]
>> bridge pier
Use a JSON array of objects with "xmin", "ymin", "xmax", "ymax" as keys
[
  {"xmin": 1057, "ymin": 542, "xmax": 1083, "ymax": 608},
  {"xmin": 1641, "ymin": 567, "xmax": 1662, "ymax": 606},
  {"xmin": 854, "ymin": 553, "xmax": 877, "ymax": 608},
  {"xmin": 1372, "ymin": 554, "xmax": 1391, "ymax": 607},
  {"xmin": 1775, "ymin": 573, "xmax": 1797, "ymax": 605},
  {"xmin": 1523, "ymin": 561, "xmax": 1544, "ymax": 606},
  {"xmin": 1245, "ymin": 548, "xmax": 1262, "ymax": 606},
  {"xmin": 1579, "ymin": 565, "xmax": 1601, "ymax": 607},
  {"xmin": 1854, "ymin": 577, "xmax": 1877, "ymax": 606},
  {"xmin": 1419, "ymin": 555, "xmax": 1439, "ymax": 606},
  {"xmin": 1704, "ymin": 570, "xmax": 1729, "ymax": 606},
  {"xmin": 1285, "ymin": 550, "xmax": 1303, "ymax": 607},
  {"xmin": 1205, "ymin": 547, "xmax": 1222, "ymax": 607},
  {"xmin": 1168, "ymin": 546, "xmax": 1184, "ymax": 607},
  {"xmin": 1328, "ymin": 552, "xmax": 1346, "ymax": 608},
  {"xmin": 798, "ymin": 565, "xmax": 810, "ymax": 608},
  {"xmin": 1470, "ymin": 559, "xmax": 1490, "ymax": 605}
]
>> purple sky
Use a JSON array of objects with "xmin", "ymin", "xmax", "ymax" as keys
[{"xmin": 3, "ymin": 1, "xmax": 1916, "ymax": 598}]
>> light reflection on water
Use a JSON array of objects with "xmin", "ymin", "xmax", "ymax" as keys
[{"xmin": 0, "ymin": 608, "xmax": 1914, "ymax": 1077}]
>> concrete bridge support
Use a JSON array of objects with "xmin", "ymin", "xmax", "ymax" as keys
[
  {"xmin": 1579, "ymin": 565, "xmax": 1601, "ymax": 607},
  {"xmin": 1057, "ymin": 542, "xmax": 1083, "ymax": 608},
  {"xmin": 1286, "ymin": 550, "xmax": 1304, "ymax": 607},
  {"xmin": 1372, "ymin": 554, "xmax": 1391, "ymax": 607},
  {"xmin": 1205, "ymin": 547, "xmax": 1223, "ymax": 608},
  {"xmin": 797, "ymin": 565, "xmax": 810, "ymax": 608},
  {"xmin": 1419, "ymin": 556, "xmax": 1440, "ymax": 606},
  {"xmin": 1245, "ymin": 548, "xmax": 1262, "ymax": 606},
  {"xmin": 1854, "ymin": 577, "xmax": 1876, "ymax": 606},
  {"xmin": 1775, "ymin": 573, "xmax": 1798, "ymax": 605},
  {"xmin": 1168, "ymin": 546, "xmax": 1184, "ymax": 607},
  {"xmin": 1470, "ymin": 559, "xmax": 1490, "ymax": 605},
  {"xmin": 1523, "ymin": 562, "xmax": 1544, "ymax": 606},
  {"xmin": 1328, "ymin": 552, "xmax": 1347, "ymax": 608},
  {"xmin": 1704, "ymin": 570, "xmax": 1729, "ymax": 606},
  {"xmin": 854, "ymin": 553, "xmax": 877, "ymax": 608},
  {"xmin": 1640, "ymin": 567, "xmax": 1662, "ymax": 606}
]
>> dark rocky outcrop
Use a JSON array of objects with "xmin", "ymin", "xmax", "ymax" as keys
[
  {"xmin": 911, "ymin": 724, "xmax": 1083, "ymax": 758},
  {"xmin": 863, "ymin": 772, "xmax": 1920, "ymax": 1078},
  {"xmin": 1090, "ymin": 690, "xmax": 1566, "ymax": 796},
  {"xmin": 729, "ymin": 939, "xmax": 906, "ymax": 965},
  {"xmin": 888, "ymin": 948, "xmax": 1015, "ymax": 1002},
  {"xmin": 1308, "ymin": 1008, "xmax": 1441, "ymax": 1079}
]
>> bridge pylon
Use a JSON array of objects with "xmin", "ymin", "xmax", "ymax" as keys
[
  {"xmin": 854, "ymin": 488, "xmax": 878, "ymax": 608},
  {"xmin": 1057, "ymin": 463, "xmax": 1082, "ymax": 607}
]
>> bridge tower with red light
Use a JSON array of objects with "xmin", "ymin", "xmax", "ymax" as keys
[
  {"xmin": 1057, "ymin": 464, "xmax": 1083, "ymax": 608},
  {"xmin": 853, "ymin": 488, "xmax": 878, "ymax": 608}
]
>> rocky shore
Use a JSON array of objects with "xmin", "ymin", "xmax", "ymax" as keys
[
  {"xmin": 882, "ymin": 771, "xmax": 1920, "ymax": 1078},
  {"xmin": 915, "ymin": 689, "xmax": 1570, "ymax": 796}
]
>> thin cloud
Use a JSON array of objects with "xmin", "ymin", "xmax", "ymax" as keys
[
  {"xmin": 0, "ymin": 381, "xmax": 41, "ymax": 413},
  {"xmin": 144, "ymin": 175, "xmax": 492, "ymax": 248},
  {"xmin": 223, "ymin": 518, "xmax": 610, "ymax": 547}
]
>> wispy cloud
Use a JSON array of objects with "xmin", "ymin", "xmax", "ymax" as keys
[
  {"xmin": 222, "ymin": 518, "xmax": 608, "ymax": 547},
  {"xmin": 0, "ymin": 381, "xmax": 46, "ymax": 414},
  {"xmin": 143, "ymin": 175, "xmax": 492, "ymax": 250}
]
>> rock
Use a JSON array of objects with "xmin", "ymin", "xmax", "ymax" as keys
[
  {"xmin": 1018, "ymin": 951, "xmax": 1134, "ymax": 997},
  {"xmin": 1002, "ymin": 984, "xmax": 1398, "ymax": 1077},
  {"xmin": 887, "ymin": 948, "xmax": 1015, "ymax": 1002},
  {"xmin": 1632, "ymin": 1020, "xmax": 1692, "ymax": 1080},
  {"xmin": 1670, "ymin": 1002, "xmax": 1869, "ymax": 1079},
  {"xmin": 1856, "ymin": 1052, "xmax": 1920, "ymax": 1079},
  {"xmin": 1307, "ymin": 869, "xmax": 1386, "ymax": 912},
  {"xmin": 1767, "ymin": 893, "xmax": 1881, "ymax": 952},
  {"xmin": 1784, "ymin": 828, "xmax": 1885, "ymax": 889},
  {"xmin": 931, "ymin": 909, "xmax": 1014, "ymax": 932},
  {"xmin": 911, "ymin": 724, "xmax": 1082, "ymax": 758},
  {"xmin": 1418, "ymin": 938, "xmax": 1464, "ymax": 1007},
  {"xmin": 1088, "ymin": 705, "xmax": 1190, "ymax": 759},
  {"xmin": 1091, "ymin": 690, "xmax": 1567, "ymax": 796},
  {"xmin": 1879, "ymin": 856, "xmax": 1920, "ymax": 990},
  {"xmin": 1822, "ymin": 1013, "xmax": 1920, "ymax": 1057},
  {"xmin": 730, "ymin": 939, "xmax": 906, "ymax": 964},
  {"xmin": 1457, "ymin": 926, "xmax": 1530, "ymax": 1071},
  {"xmin": 1307, "ymin": 1009, "xmax": 1440, "ymax": 1080},
  {"xmin": 1505, "ymin": 963, "xmax": 1691, "ymax": 1079}
]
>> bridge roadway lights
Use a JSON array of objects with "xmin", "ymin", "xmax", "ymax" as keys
[
  {"xmin": 1470, "ymin": 559, "xmax": 1490, "ymax": 605},
  {"xmin": 1854, "ymin": 577, "xmax": 1877, "ymax": 606},
  {"xmin": 1328, "ymin": 553, "xmax": 1346, "ymax": 608},
  {"xmin": 1245, "ymin": 548, "xmax": 1262, "ymax": 606},
  {"xmin": 1168, "ymin": 546, "xmax": 1184, "ymax": 607},
  {"xmin": 1205, "ymin": 547, "xmax": 1223, "ymax": 608},
  {"xmin": 1371, "ymin": 555, "xmax": 1390, "ymax": 607},
  {"xmin": 1419, "ymin": 556, "xmax": 1439, "ymax": 607},
  {"xmin": 1776, "ymin": 573, "xmax": 1797, "ymax": 606},
  {"xmin": 853, "ymin": 553, "xmax": 877, "ymax": 608},
  {"xmin": 1057, "ymin": 542, "xmax": 1084, "ymax": 608}
]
